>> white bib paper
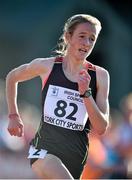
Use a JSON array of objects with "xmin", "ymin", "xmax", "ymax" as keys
[
  {"xmin": 28, "ymin": 145, "xmax": 47, "ymax": 159},
  {"xmin": 44, "ymin": 85, "xmax": 88, "ymax": 131}
]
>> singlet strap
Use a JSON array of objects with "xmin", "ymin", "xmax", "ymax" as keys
[
  {"xmin": 55, "ymin": 56, "xmax": 63, "ymax": 63},
  {"xmin": 84, "ymin": 61, "xmax": 96, "ymax": 71},
  {"xmin": 55, "ymin": 56, "xmax": 96, "ymax": 72}
]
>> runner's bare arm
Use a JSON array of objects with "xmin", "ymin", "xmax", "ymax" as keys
[
  {"xmin": 83, "ymin": 67, "xmax": 110, "ymax": 135},
  {"xmin": 6, "ymin": 57, "xmax": 55, "ymax": 114}
]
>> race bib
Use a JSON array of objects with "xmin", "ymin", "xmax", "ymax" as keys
[
  {"xmin": 28, "ymin": 145, "xmax": 47, "ymax": 159},
  {"xmin": 44, "ymin": 85, "xmax": 88, "ymax": 131}
]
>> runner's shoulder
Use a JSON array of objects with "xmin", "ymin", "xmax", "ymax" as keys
[{"xmin": 30, "ymin": 56, "xmax": 56, "ymax": 67}]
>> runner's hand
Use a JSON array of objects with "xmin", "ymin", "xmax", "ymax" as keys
[
  {"xmin": 78, "ymin": 69, "xmax": 91, "ymax": 95},
  {"xmin": 8, "ymin": 115, "xmax": 24, "ymax": 137}
]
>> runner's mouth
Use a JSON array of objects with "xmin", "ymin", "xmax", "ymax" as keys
[{"xmin": 78, "ymin": 48, "xmax": 88, "ymax": 53}]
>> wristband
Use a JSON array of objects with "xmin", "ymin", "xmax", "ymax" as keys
[{"xmin": 8, "ymin": 113, "xmax": 20, "ymax": 120}]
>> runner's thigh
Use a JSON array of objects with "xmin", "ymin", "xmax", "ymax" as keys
[{"xmin": 32, "ymin": 153, "xmax": 73, "ymax": 179}]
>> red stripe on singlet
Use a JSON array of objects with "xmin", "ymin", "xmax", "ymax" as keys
[
  {"xmin": 41, "ymin": 57, "xmax": 63, "ymax": 90},
  {"xmin": 42, "ymin": 76, "xmax": 49, "ymax": 90},
  {"xmin": 55, "ymin": 56, "xmax": 63, "ymax": 62},
  {"xmin": 84, "ymin": 61, "xmax": 96, "ymax": 71}
]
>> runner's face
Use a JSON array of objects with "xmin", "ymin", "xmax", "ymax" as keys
[{"xmin": 67, "ymin": 22, "xmax": 98, "ymax": 61}]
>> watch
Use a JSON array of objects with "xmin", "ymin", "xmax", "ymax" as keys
[{"xmin": 80, "ymin": 88, "xmax": 92, "ymax": 98}]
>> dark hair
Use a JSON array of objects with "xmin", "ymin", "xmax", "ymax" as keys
[{"xmin": 55, "ymin": 14, "xmax": 102, "ymax": 56}]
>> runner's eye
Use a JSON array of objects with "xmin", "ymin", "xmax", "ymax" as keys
[
  {"xmin": 79, "ymin": 35, "xmax": 85, "ymax": 38},
  {"xmin": 89, "ymin": 36, "xmax": 95, "ymax": 42}
]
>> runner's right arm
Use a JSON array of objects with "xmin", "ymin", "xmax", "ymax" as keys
[{"xmin": 6, "ymin": 57, "xmax": 55, "ymax": 136}]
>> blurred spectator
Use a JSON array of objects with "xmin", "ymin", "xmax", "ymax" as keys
[
  {"xmin": 114, "ymin": 93, "xmax": 132, "ymax": 178},
  {"xmin": 81, "ymin": 132, "xmax": 107, "ymax": 179},
  {"xmin": 82, "ymin": 93, "xmax": 132, "ymax": 179}
]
